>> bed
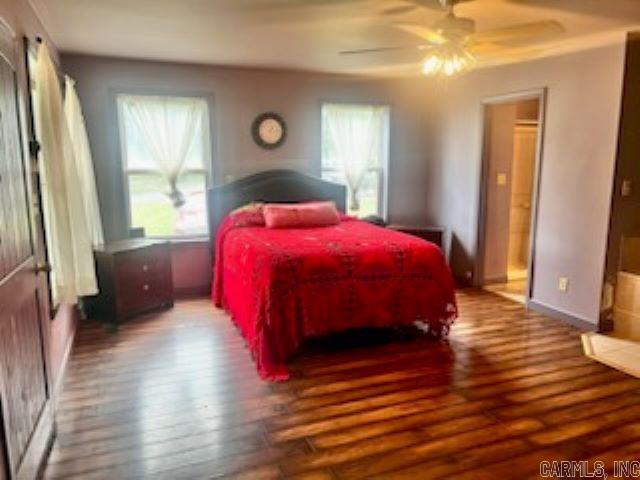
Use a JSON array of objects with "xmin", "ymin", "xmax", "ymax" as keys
[{"xmin": 208, "ymin": 170, "xmax": 457, "ymax": 380}]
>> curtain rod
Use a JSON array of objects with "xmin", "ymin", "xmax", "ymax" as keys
[
  {"xmin": 26, "ymin": 34, "xmax": 68, "ymax": 92},
  {"xmin": 30, "ymin": 35, "xmax": 64, "ymax": 72}
]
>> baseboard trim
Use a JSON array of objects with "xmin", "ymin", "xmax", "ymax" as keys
[
  {"xmin": 528, "ymin": 299, "xmax": 596, "ymax": 331},
  {"xmin": 174, "ymin": 285, "xmax": 210, "ymax": 298},
  {"xmin": 16, "ymin": 400, "xmax": 55, "ymax": 480},
  {"xmin": 454, "ymin": 275, "xmax": 473, "ymax": 288},
  {"xmin": 53, "ymin": 308, "xmax": 79, "ymax": 402},
  {"xmin": 483, "ymin": 275, "xmax": 509, "ymax": 285}
]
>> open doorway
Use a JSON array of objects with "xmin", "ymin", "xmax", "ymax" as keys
[
  {"xmin": 583, "ymin": 34, "xmax": 640, "ymax": 378},
  {"xmin": 476, "ymin": 90, "xmax": 545, "ymax": 305}
]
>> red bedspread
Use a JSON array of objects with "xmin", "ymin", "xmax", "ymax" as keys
[{"xmin": 213, "ymin": 216, "xmax": 457, "ymax": 380}]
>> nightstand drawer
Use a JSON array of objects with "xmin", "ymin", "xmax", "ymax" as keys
[
  {"xmin": 114, "ymin": 250, "xmax": 155, "ymax": 288},
  {"xmin": 117, "ymin": 278, "xmax": 171, "ymax": 314}
]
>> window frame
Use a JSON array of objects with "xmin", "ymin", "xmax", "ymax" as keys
[
  {"xmin": 116, "ymin": 92, "xmax": 214, "ymax": 240},
  {"xmin": 319, "ymin": 101, "xmax": 391, "ymax": 220}
]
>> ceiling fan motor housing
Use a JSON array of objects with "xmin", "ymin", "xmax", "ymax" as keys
[
  {"xmin": 439, "ymin": 0, "xmax": 460, "ymax": 9},
  {"xmin": 434, "ymin": 13, "xmax": 476, "ymax": 40}
]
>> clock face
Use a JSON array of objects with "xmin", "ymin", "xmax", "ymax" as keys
[
  {"xmin": 252, "ymin": 112, "xmax": 286, "ymax": 149},
  {"xmin": 259, "ymin": 118, "xmax": 283, "ymax": 145}
]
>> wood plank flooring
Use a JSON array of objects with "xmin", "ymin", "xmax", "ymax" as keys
[{"xmin": 43, "ymin": 290, "xmax": 640, "ymax": 479}]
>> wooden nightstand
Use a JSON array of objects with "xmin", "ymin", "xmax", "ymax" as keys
[
  {"xmin": 88, "ymin": 239, "xmax": 174, "ymax": 325},
  {"xmin": 387, "ymin": 225, "xmax": 447, "ymax": 253}
]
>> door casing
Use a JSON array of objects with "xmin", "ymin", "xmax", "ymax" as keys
[{"xmin": 474, "ymin": 88, "xmax": 547, "ymax": 307}]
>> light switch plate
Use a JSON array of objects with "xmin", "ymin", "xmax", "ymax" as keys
[
  {"xmin": 622, "ymin": 179, "xmax": 633, "ymax": 197},
  {"xmin": 558, "ymin": 276, "xmax": 569, "ymax": 292},
  {"xmin": 497, "ymin": 173, "xmax": 507, "ymax": 186}
]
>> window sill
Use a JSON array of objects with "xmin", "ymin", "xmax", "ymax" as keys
[{"xmin": 164, "ymin": 236, "xmax": 210, "ymax": 246}]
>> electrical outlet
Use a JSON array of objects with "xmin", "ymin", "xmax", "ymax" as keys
[
  {"xmin": 558, "ymin": 276, "xmax": 569, "ymax": 293},
  {"xmin": 497, "ymin": 173, "xmax": 507, "ymax": 186}
]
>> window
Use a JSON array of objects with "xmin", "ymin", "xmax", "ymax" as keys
[
  {"xmin": 117, "ymin": 94, "xmax": 211, "ymax": 237},
  {"xmin": 321, "ymin": 103, "xmax": 390, "ymax": 218}
]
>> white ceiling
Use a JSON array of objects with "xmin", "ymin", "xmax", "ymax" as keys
[{"xmin": 30, "ymin": 0, "xmax": 640, "ymax": 76}]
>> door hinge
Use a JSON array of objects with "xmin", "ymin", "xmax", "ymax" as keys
[
  {"xmin": 34, "ymin": 262, "xmax": 52, "ymax": 274},
  {"xmin": 29, "ymin": 139, "xmax": 40, "ymax": 157}
]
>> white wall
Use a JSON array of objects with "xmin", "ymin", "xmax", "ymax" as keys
[
  {"xmin": 62, "ymin": 54, "xmax": 440, "ymax": 240},
  {"xmin": 429, "ymin": 40, "xmax": 626, "ymax": 324}
]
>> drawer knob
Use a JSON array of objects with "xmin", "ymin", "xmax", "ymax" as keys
[
  {"xmin": 143, "ymin": 284, "xmax": 149, "ymax": 291},
  {"xmin": 142, "ymin": 264, "xmax": 148, "ymax": 272}
]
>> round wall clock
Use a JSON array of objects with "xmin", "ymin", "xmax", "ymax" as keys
[{"xmin": 252, "ymin": 112, "xmax": 287, "ymax": 150}]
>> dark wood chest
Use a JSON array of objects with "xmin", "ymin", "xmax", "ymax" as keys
[
  {"xmin": 90, "ymin": 239, "xmax": 174, "ymax": 324},
  {"xmin": 387, "ymin": 225, "xmax": 446, "ymax": 251}
]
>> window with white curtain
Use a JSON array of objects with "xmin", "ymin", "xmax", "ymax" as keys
[
  {"xmin": 321, "ymin": 103, "xmax": 390, "ymax": 218},
  {"xmin": 117, "ymin": 94, "xmax": 211, "ymax": 238}
]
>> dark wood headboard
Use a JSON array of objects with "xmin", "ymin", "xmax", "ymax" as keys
[{"xmin": 207, "ymin": 169, "xmax": 347, "ymax": 241}]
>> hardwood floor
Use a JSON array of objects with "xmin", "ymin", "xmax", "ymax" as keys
[{"xmin": 43, "ymin": 290, "xmax": 640, "ymax": 479}]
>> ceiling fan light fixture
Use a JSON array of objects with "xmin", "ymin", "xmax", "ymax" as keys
[
  {"xmin": 421, "ymin": 44, "xmax": 475, "ymax": 78},
  {"xmin": 421, "ymin": 53, "xmax": 443, "ymax": 76}
]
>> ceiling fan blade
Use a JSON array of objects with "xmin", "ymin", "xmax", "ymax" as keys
[
  {"xmin": 468, "ymin": 42, "xmax": 543, "ymax": 61},
  {"xmin": 471, "ymin": 20, "xmax": 565, "ymax": 44},
  {"xmin": 395, "ymin": 23, "xmax": 447, "ymax": 44},
  {"xmin": 381, "ymin": 5, "xmax": 419, "ymax": 15},
  {"xmin": 251, "ymin": 0, "xmax": 365, "ymax": 6},
  {"xmin": 503, "ymin": 0, "xmax": 640, "ymax": 21},
  {"xmin": 381, "ymin": 0, "xmax": 448, "ymax": 15},
  {"xmin": 340, "ymin": 45, "xmax": 425, "ymax": 55}
]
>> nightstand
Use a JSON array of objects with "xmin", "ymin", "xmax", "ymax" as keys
[
  {"xmin": 387, "ymin": 225, "xmax": 447, "ymax": 252},
  {"xmin": 88, "ymin": 239, "xmax": 174, "ymax": 325}
]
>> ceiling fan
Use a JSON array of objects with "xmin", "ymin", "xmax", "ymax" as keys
[{"xmin": 341, "ymin": 0, "xmax": 565, "ymax": 77}]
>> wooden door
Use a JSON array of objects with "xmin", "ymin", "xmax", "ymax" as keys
[{"xmin": 0, "ymin": 45, "xmax": 54, "ymax": 479}]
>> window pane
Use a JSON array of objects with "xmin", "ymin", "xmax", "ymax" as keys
[
  {"xmin": 119, "ymin": 96, "xmax": 209, "ymax": 171},
  {"xmin": 183, "ymin": 122, "xmax": 207, "ymax": 170},
  {"xmin": 321, "ymin": 102, "xmax": 389, "ymax": 219},
  {"xmin": 321, "ymin": 170, "xmax": 346, "ymax": 186},
  {"xmin": 322, "ymin": 169, "xmax": 379, "ymax": 217},
  {"xmin": 128, "ymin": 173, "xmax": 174, "ymax": 237},
  {"xmin": 120, "ymin": 116, "xmax": 155, "ymax": 170},
  {"xmin": 128, "ymin": 172, "xmax": 208, "ymax": 237},
  {"xmin": 175, "ymin": 172, "xmax": 208, "ymax": 236},
  {"xmin": 358, "ymin": 170, "xmax": 380, "ymax": 218}
]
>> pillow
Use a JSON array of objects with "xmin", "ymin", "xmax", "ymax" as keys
[
  {"xmin": 263, "ymin": 201, "xmax": 341, "ymax": 228},
  {"xmin": 230, "ymin": 202, "xmax": 263, "ymax": 215},
  {"xmin": 228, "ymin": 202, "xmax": 265, "ymax": 227}
]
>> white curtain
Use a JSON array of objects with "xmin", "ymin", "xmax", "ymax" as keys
[
  {"xmin": 64, "ymin": 76, "xmax": 104, "ymax": 248},
  {"xmin": 121, "ymin": 95, "xmax": 203, "ymax": 207},
  {"xmin": 34, "ymin": 44, "xmax": 97, "ymax": 304},
  {"xmin": 322, "ymin": 104, "xmax": 387, "ymax": 210}
]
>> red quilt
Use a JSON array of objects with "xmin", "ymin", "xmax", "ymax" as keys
[{"xmin": 213, "ymin": 215, "xmax": 457, "ymax": 380}]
